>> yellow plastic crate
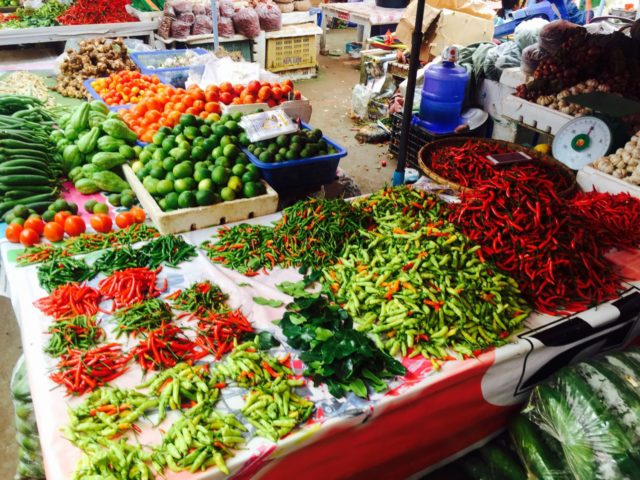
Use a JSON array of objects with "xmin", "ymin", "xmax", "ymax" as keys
[{"xmin": 266, "ymin": 35, "xmax": 317, "ymax": 73}]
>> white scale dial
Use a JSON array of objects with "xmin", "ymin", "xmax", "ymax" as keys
[{"xmin": 552, "ymin": 116, "xmax": 613, "ymax": 170}]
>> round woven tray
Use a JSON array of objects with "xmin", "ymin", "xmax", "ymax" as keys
[{"xmin": 418, "ymin": 137, "xmax": 578, "ymax": 197}]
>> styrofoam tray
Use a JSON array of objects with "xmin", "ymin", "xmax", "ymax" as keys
[{"xmin": 577, "ymin": 164, "xmax": 640, "ymax": 198}]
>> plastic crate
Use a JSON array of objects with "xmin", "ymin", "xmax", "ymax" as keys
[
  {"xmin": 266, "ymin": 35, "xmax": 317, "ymax": 73},
  {"xmin": 83, "ymin": 78, "xmax": 132, "ymax": 112},
  {"xmin": 243, "ymin": 123, "xmax": 347, "ymax": 192},
  {"xmin": 129, "ymin": 48, "xmax": 208, "ymax": 88}
]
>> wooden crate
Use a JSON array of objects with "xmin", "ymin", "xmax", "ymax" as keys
[{"xmin": 123, "ymin": 165, "xmax": 279, "ymax": 234}]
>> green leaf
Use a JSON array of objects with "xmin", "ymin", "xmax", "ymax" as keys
[
  {"xmin": 256, "ymin": 332, "xmax": 279, "ymax": 350},
  {"xmin": 253, "ymin": 296, "xmax": 284, "ymax": 308},
  {"xmin": 276, "ymin": 280, "xmax": 307, "ymax": 296},
  {"xmin": 238, "ymin": 282, "xmax": 251, "ymax": 287},
  {"xmin": 347, "ymin": 378, "xmax": 368, "ymax": 398},
  {"xmin": 315, "ymin": 327, "xmax": 333, "ymax": 341},
  {"xmin": 287, "ymin": 312, "xmax": 307, "ymax": 326}
]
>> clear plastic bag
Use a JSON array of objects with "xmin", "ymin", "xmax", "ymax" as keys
[
  {"xmin": 277, "ymin": 3, "xmax": 294, "ymax": 13},
  {"xmin": 538, "ymin": 20, "xmax": 582, "ymax": 55},
  {"xmin": 218, "ymin": 16, "xmax": 236, "ymax": 37},
  {"xmin": 193, "ymin": 3, "xmax": 205, "ymax": 15},
  {"xmin": 170, "ymin": 19, "xmax": 192, "ymax": 39},
  {"xmin": 521, "ymin": 43, "xmax": 549, "ymax": 75},
  {"xmin": 192, "ymin": 14, "xmax": 213, "ymax": 35},
  {"xmin": 219, "ymin": 0, "xmax": 236, "ymax": 17},
  {"xmin": 232, "ymin": 7, "xmax": 261, "ymax": 38},
  {"xmin": 511, "ymin": 348, "xmax": 640, "ymax": 480},
  {"xmin": 514, "ymin": 18, "xmax": 549, "ymax": 51},
  {"xmin": 294, "ymin": 0, "xmax": 310, "ymax": 11},
  {"xmin": 255, "ymin": 3, "xmax": 282, "ymax": 32},
  {"xmin": 483, "ymin": 41, "xmax": 521, "ymax": 81}
]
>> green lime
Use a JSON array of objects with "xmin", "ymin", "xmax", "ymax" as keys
[
  {"xmin": 173, "ymin": 162, "xmax": 194, "ymax": 179},
  {"xmin": 174, "ymin": 178, "xmax": 189, "ymax": 194},
  {"xmin": 174, "ymin": 149, "xmax": 190, "ymax": 163},
  {"xmin": 179, "ymin": 114, "xmax": 198, "ymax": 127},
  {"xmin": 211, "ymin": 146, "xmax": 223, "ymax": 159},
  {"xmin": 161, "ymin": 136, "xmax": 177, "ymax": 153},
  {"xmin": 231, "ymin": 164, "xmax": 246, "ymax": 177},
  {"xmin": 220, "ymin": 187, "xmax": 235, "ymax": 202},
  {"xmin": 42, "ymin": 210, "xmax": 56, "ymax": 222},
  {"xmin": 231, "ymin": 112, "xmax": 243, "ymax": 122},
  {"xmin": 267, "ymin": 143, "xmax": 278, "ymax": 154},
  {"xmin": 178, "ymin": 191, "xmax": 197, "ymax": 209},
  {"xmin": 152, "ymin": 131, "xmax": 166, "ymax": 146},
  {"xmin": 236, "ymin": 153, "xmax": 249, "ymax": 165},
  {"xmin": 198, "ymin": 178, "xmax": 214, "ymax": 191},
  {"xmin": 194, "ymin": 168, "xmax": 209, "ymax": 182},
  {"xmin": 220, "ymin": 114, "xmax": 231, "ymax": 123},
  {"xmin": 142, "ymin": 178, "xmax": 159, "ymax": 196},
  {"xmin": 242, "ymin": 170, "xmax": 259, "ymax": 183},
  {"xmin": 149, "ymin": 167, "xmax": 166, "ymax": 180},
  {"xmin": 220, "ymin": 135, "xmax": 232, "ymax": 148},
  {"xmin": 173, "ymin": 124, "xmax": 184, "ymax": 135},
  {"xmin": 158, "ymin": 198, "xmax": 168, "ymax": 211},
  {"xmin": 65, "ymin": 201, "xmax": 77, "ymax": 214},
  {"xmin": 184, "ymin": 126, "xmax": 199, "ymax": 141},
  {"xmin": 10, "ymin": 217, "xmax": 24, "ymax": 225},
  {"xmin": 243, "ymin": 181, "xmax": 259, "ymax": 198},
  {"xmin": 278, "ymin": 147, "xmax": 288, "ymax": 156},
  {"xmin": 227, "ymin": 176, "xmax": 243, "ymax": 193},
  {"xmin": 196, "ymin": 189, "xmax": 215, "ymax": 206},
  {"xmin": 152, "ymin": 148, "xmax": 165, "ymax": 163},
  {"xmin": 165, "ymin": 192, "xmax": 179, "ymax": 210},
  {"xmin": 214, "ymin": 124, "xmax": 229, "ymax": 137},
  {"xmin": 285, "ymin": 150, "xmax": 297, "ymax": 161},
  {"xmin": 239, "ymin": 132, "xmax": 251, "ymax": 147},
  {"xmin": 247, "ymin": 144, "xmax": 256, "ymax": 153},
  {"xmin": 4, "ymin": 212, "xmax": 15, "ymax": 223},
  {"xmin": 166, "ymin": 172, "xmax": 176, "ymax": 182},
  {"xmin": 215, "ymin": 157, "xmax": 232, "ymax": 168},
  {"xmin": 300, "ymin": 148, "xmax": 311, "ymax": 158},
  {"xmin": 191, "ymin": 146, "xmax": 207, "ymax": 161},
  {"xmin": 290, "ymin": 142, "xmax": 303, "ymax": 154},
  {"xmin": 246, "ymin": 164, "xmax": 259, "ymax": 174},
  {"xmin": 183, "ymin": 178, "xmax": 197, "ymax": 191},
  {"xmin": 200, "ymin": 125, "xmax": 212, "ymax": 137},
  {"xmin": 194, "ymin": 161, "xmax": 207, "ymax": 171},
  {"xmin": 84, "ymin": 199, "xmax": 98, "ymax": 213},
  {"xmin": 139, "ymin": 150, "xmax": 152, "ymax": 164},
  {"xmin": 211, "ymin": 166, "xmax": 231, "ymax": 186},
  {"xmin": 275, "ymin": 154, "xmax": 284, "ymax": 162},
  {"xmin": 203, "ymin": 138, "xmax": 217, "ymax": 152},
  {"xmin": 276, "ymin": 135, "xmax": 289, "ymax": 147},
  {"xmin": 121, "ymin": 194, "xmax": 135, "ymax": 208},
  {"xmin": 132, "ymin": 160, "xmax": 144, "ymax": 174},
  {"xmin": 50, "ymin": 199, "xmax": 68, "ymax": 213},
  {"xmin": 109, "ymin": 193, "xmax": 122, "ymax": 206},
  {"xmin": 136, "ymin": 167, "xmax": 148, "ymax": 180},
  {"xmin": 223, "ymin": 144, "xmax": 239, "ymax": 160},
  {"xmin": 94, "ymin": 202, "xmax": 109, "ymax": 215},
  {"xmin": 156, "ymin": 179, "xmax": 174, "ymax": 196},
  {"xmin": 162, "ymin": 157, "xmax": 177, "ymax": 171},
  {"xmin": 159, "ymin": 126, "xmax": 172, "ymax": 135},
  {"xmin": 259, "ymin": 151, "xmax": 272, "ymax": 163}
]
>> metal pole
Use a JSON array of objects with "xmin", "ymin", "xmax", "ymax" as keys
[
  {"xmin": 392, "ymin": 0, "xmax": 426, "ymax": 186},
  {"xmin": 211, "ymin": 0, "xmax": 219, "ymax": 52}
]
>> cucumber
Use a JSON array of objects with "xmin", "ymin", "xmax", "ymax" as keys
[
  {"xmin": 509, "ymin": 414, "xmax": 565, "ymax": 480},
  {"xmin": 556, "ymin": 369, "xmax": 640, "ymax": 478},
  {"xmin": 0, "ymin": 175, "xmax": 52, "ymax": 187},
  {"xmin": 4, "ymin": 188, "xmax": 54, "ymax": 200},
  {"xmin": 0, "ymin": 165, "xmax": 49, "ymax": 177},
  {"xmin": 583, "ymin": 360, "xmax": 640, "ymax": 444},
  {"xmin": 0, "ymin": 193, "xmax": 55, "ymax": 215},
  {"xmin": 478, "ymin": 443, "xmax": 526, "ymax": 480},
  {"xmin": 459, "ymin": 451, "xmax": 492, "ymax": 480},
  {"xmin": 0, "ymin": 159, "xmax": 50, "ymax": 170}
]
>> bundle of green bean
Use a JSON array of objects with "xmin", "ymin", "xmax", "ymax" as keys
[
  {"xmin": 323, "ymin": 187, "xmax": 531, "ymax": 360},
  {"xmin": 139, "ymin": 234, "xmax": 197, "ymax": 269},
  {"xmin": 151, "ymin": 403, "xmax": 246, "ymax": 475},
  {"xmin": 92, "ymin": 245, "xmax": 146, "ymax": 275},
  {"xmin": 37, "ymin": 257, "xmax": 94, "ymax": 292},
  {"xmin": 72, "ymin": 438, "xmax": 154, "ymax": 480}
]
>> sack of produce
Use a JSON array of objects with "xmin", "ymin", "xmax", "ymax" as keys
[
  {"xmin": 255, "ymin": 3, "xmax": 281, "ymax": 32},
  {"xmin": 538, "ymin": 20, "xmax": 582, "ymax": 55},
  {"xmin": 192, "ymin": 14, "xmax": 213, "ymax": 35},
  {"xmin": 514, "ymin": 18, "xmax": 548, "ymax": 51},
  {"xmin": 294, "ymin": 0, "xmax": 311, "ymax": 11},
  {"xmin": 277, "ymin": 2, "xmax": 294, "ymax": 12},
  {"xmin": 232, "ymin": 7, "xmax": 261, "ymax": 38},
  {"xmin": 177, "ymin": 11, "xmax": 195, "ymax": 24},
  {"xmin": 219, "ymin": 0, "xmax": 236, "ymax": 17},
  {"xmin": 193, "ymin": 3, "xmax": 205, "ymax": 15},
  {"xmin": 158, "ymin": 14, "xmax": 173, "ymax": 38},
  {"xmin": 171, "ymin": 0, "xmax": 192, "ymax": 14},
  {"xmin": 510, "ymin": 348, "xmax": 640, "ymax": 480},
  {"xmin": 171, "ymin": 19, "xmax": 192, "ymax": 39},
  {"xmin": 219, "ymin": 16, "xmax": 236, "ymax": 37},
  {"xmin": 521, "ymin": 43, "xmax": 549, "ymax": 75},
  {"xmin": 483, "ymin": 41, "xmax": 521, "ymax": 81},
  {"xmin": 275, "ymin": 0, "xmax": 294, "ymax": 4}
]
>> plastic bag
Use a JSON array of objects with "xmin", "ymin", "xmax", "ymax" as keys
[
  {"xmin": 193, "ymin": 3, "xmax": 205, "ymax": 15},
  {"xmin": 192, "ymin": 14, "xmax": 213, "ymax": 35},
  {"xmin": 219, "ymin": 0, "xmax": 236, "ymax": 17},
  {"xmin": 277, "ymin": 3, "xmax": 294, "ymax": 12},
  {"xmin": 471, "ymin": 42, "xmax": 495, "ymax": 78},
  {"xmin": 538, "ymin": 20, "xmax": 582, "ymax": 55},
  {"xmin": 170, "ymin": 19, "xmax": 192, "ymax": 39},
  {"xmin": 255, "ymin": 3, "xmax": 281, "ymax": 32},
  {"xmin": 232, "ymin": 7, "xmax": 261, "ymax": 38},
  {"xmin": 514, "ymin": 18, "xmax": 548, "ymax": 51},
  {"xmin": 171, "ymin": 0, "xmax": 192, "ymax": 14},
  {"xmin": 177, "ymin": 11, "xmax": 195, "ymax": 24},
  {"xmin": 510, "ymin": 348, "xmax": 640, "ymax": 480},
  {"xmin": 483, "ymin": 41, "xmax": 521, "ymax": 81},
  {"xmin": 521, "ymin": 43, "xmax": 549, "ymax": 75},
  {"xmin": 218, "ymin": 16, "xmax": 235, "ymax": 37},
  {"xmin": 294, "ymin": 0, "xmax": 310, "ymax": 11}
]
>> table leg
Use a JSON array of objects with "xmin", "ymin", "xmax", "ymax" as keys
[
  {"xmin": 320, "ymin": 10, "xmax": 328, "ymax": 55},
  {"xmin": 362, "ymin": 23, "xmax": 371, "ymax": 49}
]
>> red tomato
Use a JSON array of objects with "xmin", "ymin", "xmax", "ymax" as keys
[
  {"xmin": 115, "ymin": 212, "xmax": 135, "ymax": 229},
  {"xmin": 220, "ymin": 92, "xmax": 234, "ymax": 105},
  {"xmin": 247, "ymin": 80, "xmax": 261, "ymax": 95},
  {"xmin": 43, "ymin": 222, "xmax": 64, "ymax": 242},
  {"xmin": 257, "ymin": 86, "xmax": 271, "ymax": 101},
  {"xmin": 282, "ymin": 79, "xmax": 294, "ymax": 89},
  {"xmin": 89, "ymin": 214, "xmax": 113, "ymax": 233},
  {"xmin": 64, "ymin": 215, "xmax": 86, "ymax": 236},
  {"xmin": 19, "ymin": 228, "xmax": 39, "ymax": 247},
  {"xmin": 24, "ymin": 217, "xmax": 44, "ymax": 235},
  {"xmin": 54, "ymin": 211, "xmax": 72, "ymax": 227},
  {"xmin": 271, "ymin": 87, "xmax": 283, "ymax": 101},
  {"xmin": 129, "ymin": 207, "xmax": 146, "ymax": 224},
  {"xmin": 294, "ymin": 90, "xmax": 302, "ymax": 100},
  {"xmin": 5, "ymin": 223, "xmax": 23, "ymax": 243},
  {"xmin": 219, "ymin": 82, "xmax": 233, "ymax": 93}
]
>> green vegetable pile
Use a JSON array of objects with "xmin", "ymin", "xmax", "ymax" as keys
[
  {"xmin": 0, "ymin": 0, "xmax": 69, "ymax": 29},
  {"xmin": 323, "ymin": 187, "xmax": 530, "ymax": 359},
  {"xmin": 52, "ymin": 101, "xmax": 139, "ymax": 195},
  {"xmin": 247, "ymin": 127, "xmax": 337, "ymax": 163},
  {"xmin": 132, "ymin": 112, "xmax": 265, "ymax": 211}
]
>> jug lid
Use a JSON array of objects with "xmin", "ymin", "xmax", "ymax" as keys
[{"xmin": 441, "ymin": 46, "xmax": 459, "ymax": 63}]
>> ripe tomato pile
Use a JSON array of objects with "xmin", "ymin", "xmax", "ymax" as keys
[
  {"xmin": 91, "ymin": 71, "xmax": 164, "ymax": 106},
  {"xmin": 117, "ymin": 79, "xmax": 301, "ymax": 142}
]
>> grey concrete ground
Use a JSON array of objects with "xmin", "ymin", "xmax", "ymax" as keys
[{"xmin": 0, "ymin": 27, "xmax": 393, "ymax": 477}]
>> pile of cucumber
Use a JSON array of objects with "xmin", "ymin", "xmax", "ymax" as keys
[{"xmin": 0, "ymin": 95, "xmax": 61, "ymax": 218}]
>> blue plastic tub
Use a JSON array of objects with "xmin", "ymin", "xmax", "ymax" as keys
[
  {"xmin": 129, "ymin": 48, "xmax": 208, "ymax": 88},
  {"xmin": 242, "ymin": 123, "xmax": 347, "ymax": 191},
  {"xmin": 83, "ymin": 78, "xmax": 132, "ymax": 112}
]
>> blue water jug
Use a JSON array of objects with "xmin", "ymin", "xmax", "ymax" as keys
[{"xmin": 419, "ymin": 46, "xmax": 469, "ymax": 134}]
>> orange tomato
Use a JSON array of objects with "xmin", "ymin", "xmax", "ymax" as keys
[
  {"xmin": 192, "ymin": 100, "xmax": 205, "ymax": 111},
  {"xmin": 43, "ymin": 222, "xmax": 64, "ymax": 242},
  {"xmin": 243, "ymin": 95, "xmax": 255, "ymax": 104},
  {"xmin": 90, "ymin": 214, "xmax": 112, "ymax": 233},
  {"xmin": 258, "ymin": 86, "xmax": 271, "ymax": 101},
  {"xmin": 220, "ymin": 82, "xmax": 233, "ymax": 93},
  {"xmin": 5, "ymin": 223, "xmax": 23, "ymax": 243},
  {"xmin": 271, "ymin": 87, "xmax": 283, "ymax": 101},
  {"xmin": 115, "ymin": 212, "xmax": 135, "ymax": 229},
  {"xmin": 54, "ymin": 211, "xmax": 72, "ymax": 227},
  {"xmin": 220, "ymin": 92, "xmax": 233, "ymax": 105},
  {"xmin": 294, "ymin": 90, "xmax": 302, "ymax": 100},
  {"xmin": 204, "ymin": 102, "xmax": 217, "ymax": 113},
  {"xmin": 183, "ymin": 96, "xmax": 195, "ymax": 108},
  {"xmin": 199, "ymin": 111, "xmax": 209, "ymax": 119},
  {"xmin": 19, "ymin": 228, "xmax": 39, "ymax": 247},
  {"xmin": 24, "ymin": 217, "xmax": 44, "ymax": 235},
  {"xmin": 64, "ymin": 215, "xmax": 86, "ymax": 236},
  {"xmin": 167, "ymin": 110, "xmax": 182, "ymax": 124},
  {"xmin": 129, "ymin": 207, "xmax": 146, "ymax": 223},
  {"xmin": 267, "ymin": 99, "xmax": 276, "ymax": 108},
  {"xmin": 175, "ymin": 102, "xmax": 187, "ymax": 113},
  {"xmin": 247, "ymin": 80, "xmax": 261, "ymax": 95},
  {"xmin": 188, "ymin": 88, "xmax": 205, "ymax": 102},
  {"xmin": 140, "ymin": 132, "xmax": 154, "ymax": 143},
  {"xmin": 283, "ymin": 79, "xmax": 294, "ymax": 89},
  {"xmin": 233, "ymin": 84, "xmax": 244, "ymax": 95}
]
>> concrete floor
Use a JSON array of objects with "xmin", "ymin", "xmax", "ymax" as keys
[{"xmin": 0, "ymin": 27, "xmax": 394, "ymax": 477}]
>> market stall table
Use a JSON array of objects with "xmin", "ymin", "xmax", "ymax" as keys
[
  {"xmin": 2, "ymin": 205, "xmax": 639, "ymax": 479},
  {"xmin": 0, "ymin": 20, "xmax": 159, "ymax": 47},
  {"xmin": 319, "ymin": 2, "xmax": 405, "ymax": 53}
]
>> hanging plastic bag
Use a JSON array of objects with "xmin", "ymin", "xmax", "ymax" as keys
[
  {"xmin": 483, "ymin": 41, "xmax": 521, "ymax": 81},
  {"xmin": 192, "ymin": 15, "xmax": 213, "ymax": 35},
  {"xmin": 514, "ymin": 18, "xmax": 549, "ymax": 51},
  {"xmin": 170, "ymin": 19, "xmax": 192, "ymax": 39},
  {"xmin": 255, "ymin": 3, "xmax": 282, "ymax": 32},
  {"xmin": 219, "ymin": 0, "xmax": 236, "ymax": 17},
  {"xmin": 218, "ymin": 16, "xmax": 236, "ymax": 37},
  {"xmin": 233, "ymin": 7, "xmax": 261, "ymax": 38},
  {"xmin": 521, "ymin": 43, "xmax": 549, "ymax": 75},
  {"xmin": 538, "ymin": 20, "xmax": 582, "ymax": 55}
]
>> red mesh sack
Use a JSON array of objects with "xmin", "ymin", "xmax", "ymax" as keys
[
  {"xmin": 232, "ymin": 7, "xmax": 261, "ymax": 38},
  {"xmin": 255, "ymin": 3, "xmax": 281, "ymax": 32},
  {"xmin": 192, "ymin": 14, "xmax": 213, "ymax": 35},
  {"xmin": 170, "ymin": 20, "xmax": 192, "ymax": 39},
  {"xmin": 219, "ymin": 0, "xmax": 236, "ymax": 17},
  {"xmin": 218, "ymin": 16, "xmax": 236, "ymax": 37}
]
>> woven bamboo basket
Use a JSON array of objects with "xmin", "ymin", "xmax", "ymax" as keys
[{"xmin": 418, "ymin": 137, "xmax": 578, "ymax": 197}]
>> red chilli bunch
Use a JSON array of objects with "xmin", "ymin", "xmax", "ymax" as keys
[
  {"xmin": 57, "ymin": 0, "xmax": 137, "ymax": 25},
  {"xmin": 50, "ymin": 343, "xmax": 132, "ymax": 396},
  {"xmin": 194, "ymin": 310, "xmax": 254, "ymax": 360},
  {"xmin": 99, "ymin": 267, "xmax": 167, "ymax": 310},
  {"xmin": 34, "ymin": 283, "xmax": 102, "ymax": 320},
  {"xmin": 132, "ymin": 324, "xmax": 209, "ymax": 371},
  {"xmin": 446, "ymin": 145, "xmax": 640, "ymax": 315}
]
